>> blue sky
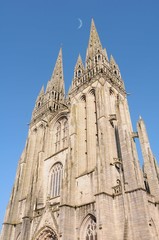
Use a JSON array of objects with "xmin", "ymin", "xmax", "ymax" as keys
[{"xmin": 0, "ymin": 0, "xmax": 159, "ymax": 229}]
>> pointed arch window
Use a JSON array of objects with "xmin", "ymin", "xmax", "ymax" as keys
[
  {"xmin": 50, "ymin": 163, "xmax": 63, "ymax": 198},
  {"xmin": 98, "ymin": 55, "xmax": 101, "ymax": 61},
  {"xmin": 34, "ymin": 226, "xmax": 58, "ymax": 240},
  {"xmin": 55, "ymin": 122, "xmax": 61, "ymax": 152},
  {"xmin": 62, "ymin": 120, "xmax": 68, "ymax": 148},
  {"xmin": 54, "ymin": 118, "xmax": 68, "ymax": 153},
  {"xmin": 85, "ymin": 217, "xmax": 97, "ymax": 240},
  {"xmin": 81, "ymin": 215, "xmax": 97, "ymax": 240},
  {"xmin": 78, "ymin": 69, "xmax": 82, "ymax": 78}
]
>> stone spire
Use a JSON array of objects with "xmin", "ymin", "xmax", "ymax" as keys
[
  {"xmin": 32, "ymin": 49, "xmax": 65, "ymax": 121},
  {"xmin": 46, "ymin": 48, "xmax": 65, "ymax": 96},
  {"xmin": 86, "ymin": 19, "xmax": 103, "ymax": 62}
]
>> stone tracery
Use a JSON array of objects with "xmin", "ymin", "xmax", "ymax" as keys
[
  {"xmin": 80, "ymin": 215, "xmax": 97, "ymax": 240},
  {"xmin": 34, "ymin": 227, "xmax": 58, "ymax": 240}
]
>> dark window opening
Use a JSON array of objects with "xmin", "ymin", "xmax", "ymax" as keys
[{"xmin": 144, "ymin": 180, "xmax": 150, "ymax": 194}]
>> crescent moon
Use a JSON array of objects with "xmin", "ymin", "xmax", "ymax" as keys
[{"xmin": 78, "ymin": 18, "xmax": 83, "ymax": 29}]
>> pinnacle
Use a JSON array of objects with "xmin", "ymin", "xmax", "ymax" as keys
[
  {"xmin": 139, "ymin": 115, "xmax": 143, "ymax": 121},
  {"xmin": 74, "ymin": 54, "xmax": 84, "ymax": 70},
  {"xmin": 103, "ymin": 48, "xmax": 108, "ymax": 61},
  {"xmin": 39, "ymin": 85, "xmax": 45, "ymax": 96},
  {"xmin": 77, "ymin": 54, "xmax": 83, "ymax": 63},
  {"xmin": 137, "ymin": 116, "xmax": 144, "ymax": 129},
  {"xmin": 110, "ymin": 55, "xmax": 119, "ymax": 69},
  {"xmin": 110, "ymin": 55, "xmax": 116, "ymax": 65},
  {"xmin": 36, "ymin": 85, "xmax": 44, "ymax": 102}
]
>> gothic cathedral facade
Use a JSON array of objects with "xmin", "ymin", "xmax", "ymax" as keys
[{"xmin": 1, "ymin": 20, "xmax": 159, "ymax": 240}]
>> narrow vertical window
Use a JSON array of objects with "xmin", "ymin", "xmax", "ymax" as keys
[
  {"xmin": 54, "ymin": 118, "xmax": 68, "ymax": 153},
  {"xmin": 62, "ymin": 120, "xmax": 68, "ymax": 148},
  {"xmin": 144, "ymin": 180, "xmax": 150, "ymax": 194},
  {"xmin": 50, "ymin": 163, "xmax": 63, "ymax": 198},
  {"xmin": 55, "ymin": 122, "xmax": 61, "ymax": 152}
]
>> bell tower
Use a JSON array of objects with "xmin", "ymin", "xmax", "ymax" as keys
[
  {"xmin": 1, "ymin": 19, "xmax": 159, "ymax": 240},
  {"xmin": 31, "ymin": 48, "xmax": 65, "ymax": 125}
]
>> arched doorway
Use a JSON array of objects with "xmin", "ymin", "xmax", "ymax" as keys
[{"xmin": 34, "ymin": 226, "xmax": 58, "ymax": 240}]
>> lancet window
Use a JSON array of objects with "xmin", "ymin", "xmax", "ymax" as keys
[
  {"xmin": 54, "ymin": 118, "xmax": 68, "ymax": 153},
  {"xmin": 144, "ymin": 179, "xmax": 150, "ymax": 194},
  {"xmin": 62, "ymin": 120, "xmax": 68, "ymax": 148},
  {"xmin": 55, "ymin": 122, "xmax": 61, "ymax": 152},
  {"xmin": 50, "ymin": 163, "xmax": 63, "ymax": 198},
  {"xmin": 85, "ymin": 217, "xmax": 97, "ymax": 240},
  {"xmin": 78, "ymin": 70, "xmax": 81, "ymax": 77}
]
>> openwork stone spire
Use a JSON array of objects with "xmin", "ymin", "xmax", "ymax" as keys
[
  {"xmin": 86, "ymin": 19, "xmax": 103, "ymax": 62},
  {"xmin": 47, "ymin": 48, "xmax": 65, "ymax": 96},
  {"xmin": 32, "ymin": 49, "xmax": 65, "ymax": 121}
]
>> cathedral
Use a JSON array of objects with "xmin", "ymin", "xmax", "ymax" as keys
[{"xmin": 1, "ymin": 19, "xmax": 159, "ymax": 240}]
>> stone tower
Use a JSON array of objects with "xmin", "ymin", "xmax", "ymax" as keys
[{"xmin": 1, "ymin": 19, "xmax": 159, "ymax": 240}]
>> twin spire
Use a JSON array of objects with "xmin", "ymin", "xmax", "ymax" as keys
[
  {"xmin": 45, "ymin": 48, "xmax": 65, "ymax": 96},
  {"xmin": 36, "ymin": 19, "xmax": 119, "ymax": 103},
  {"xmin": 86, "ymin": 19, "xmax": 103, "ymax": 62},
  {"xmin": 35, "ymin": 48, "xmax": 65, "ymax": 112},
  {"xmin": 38, "ymin": 19, "xmax": 104, "ymax": 100},
  {"xmin": 50, "ymin": 48, "xmax": 65, "ymax": 95}
]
